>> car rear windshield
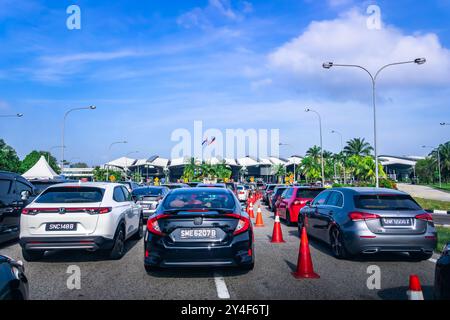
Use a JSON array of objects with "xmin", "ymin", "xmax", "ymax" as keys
[
  {"xmin": 132, "ymin": 187, "xmax": 164, "ymax": 196},
  {"xmin": 36, "ymin": 187, "xmax": 105, "ymax": 203},
  {"xmin": 354, "ymin": 194, "xmax": 422, "ymax": 211},
  {"xmin": 296, "ymin": 189, "xmax": 325, "ymax": 199},
  {"xmin": 162, "ymin": 189, "xmax": 235, "ymax": 211}
]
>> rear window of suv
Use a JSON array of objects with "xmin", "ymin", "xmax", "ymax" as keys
[
  {"xmin": 36, "ymin": 187, "xmax": 105, "ymax": 203},
  {"xmin": 296, "ymin": 189, "xmax": 325, "ymax": 199},
  {"xmin": 354, "ymin": 194, "xmax": 422, "ymax": 211},
  {"xmin": 162, "ymin": 189, "xmax": 235, "ymax": 210}
]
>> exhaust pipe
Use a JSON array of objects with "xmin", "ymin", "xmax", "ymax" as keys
[{"xmin": 362, "ymin": 249, "xmax": 379, "ymax": 254}]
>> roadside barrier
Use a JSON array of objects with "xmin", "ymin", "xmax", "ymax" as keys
[
  {"xmin": 407, "ymin": 275, "xmax": 424, "ymax": 300},
  {"xmin": 292, "ymin": 227, "xmax": 320, "ymax": 279},
  {"xmin": 247, "ymin": 202, "xmax": 255, "ymax": 219}
]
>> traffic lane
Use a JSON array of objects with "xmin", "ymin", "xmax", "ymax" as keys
[
  {"xmin": 221, "ymin": 203, "xmax": 436, "ymax": 300},
  {"xmin": 0, "ymin": 237, "xmax": 221, "ymax": 300}
]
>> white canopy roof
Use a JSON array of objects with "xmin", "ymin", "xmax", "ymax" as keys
[
  {"xmin": 105, "ymin": 157, "xmax": 137, "ymax": 168},
  {"xmin": 22, "ymin": 156, "xmax": 61, "ymax": 180}
]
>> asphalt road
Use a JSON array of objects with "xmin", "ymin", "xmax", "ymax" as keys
[{"xmin": 0, "ymin": 203, "xmax": 439, "ymax": 300}]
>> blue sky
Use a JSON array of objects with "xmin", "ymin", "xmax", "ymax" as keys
[{"xmin": 0, "ymin": 0, "xmax": 449, "ymax": 165}]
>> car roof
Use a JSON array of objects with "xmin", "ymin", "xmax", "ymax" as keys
[
  {"xmin": 172, "ymin": 186, "xmax": 231, "ymax": 193},
  {"xmin": 44, "ymin": 182, "xmax": 119, "ymax": 189},
  {"xmin": 197, "ymin": 183, "xmax": 226, "ymax": 187},
  {"xmin": 333, "ymin": 187, "xmax": 407, "ymax": 195}
]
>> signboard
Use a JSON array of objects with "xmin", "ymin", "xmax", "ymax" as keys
[{"xmin": 109, "ymin": 175, "xmax": 116, "ymax": 182}]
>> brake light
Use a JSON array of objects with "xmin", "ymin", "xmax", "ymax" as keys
[
  {"xmin": 415, "ymin": 213, "xmax": 433, "ymax": 222},
  {"xmin": 349, "ymin": 211, "xmax": 380, "ymax": 221},
  {"xmin": 147, "ymin": 214, "xmax": 169, "ymax": 236},
  {"xmin": 21, "ymin": 207, "xmax": 112, "ymax": 215}
]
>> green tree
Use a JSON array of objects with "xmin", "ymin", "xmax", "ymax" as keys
[
  {"xmin": 70, "ymin": 162, "xmax": 89, "ymax": 168},
  {"xmin": 0, "ymin": 139, "xmax": 20, "ymax": 172},
  {"xmin": 306, "ymin": 145, "xmax": 321, "ymax": 160},
  {"xmin": 93, "ymin": 167, "xmax": 122, "ymax": 182},
  {"xmin": 271, "ymin": 163, "xmax": 286, "ymax": 183},
  {"xmin": 430, "ymin": 142, "xmax": 450, "ymax": 182},
  {"xmin": 182, "ymin": 157, "xmax": 197, "ymax": 182},
  {"xmin": 300, "ymin": 156, "xmax": 321, "ymax": 182},
  {"xmin": 19, "ymin": 150, "xmax": 60, "ymax": 174},
  {"xmin": 415, "ymin": 158, "xmax": 435, "ymax": 184},
  {"xmin": 213, "ymin": 162, "xmax": 232, "ymax": 180},
  {"xmin": 344, "ymin": 138, "xmax": 373, "ymax": 156}
]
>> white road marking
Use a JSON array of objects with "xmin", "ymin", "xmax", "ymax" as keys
[
  {"xmin": 428, "ymin": 258, "xmax": 437, "ymax": 264},
  {"xmin": 214, "ymin": 273, "xmax": 230, "ymax": 299}
]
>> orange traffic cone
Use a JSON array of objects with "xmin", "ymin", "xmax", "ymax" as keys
[
  {"xmin": 271, "ymin": 213, "xmax": 285, "ymax": 243},
  {"xmin": 255, "ymin": 206, "xmax": 264, "ymax": 227},
  {"xmin": 248, "ymin": 202, "xmax": 255, "ymax": 219},
  {"xmin": 407, "ymin": 275, "xmax": 424, "ymax": 300},
  {"xmin": 292, "ymin": 227, "xmax": 320, "ymax": 279}
]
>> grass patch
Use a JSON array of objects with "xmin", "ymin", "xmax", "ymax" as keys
[
  {"xmin": 430, "ymin": 183, "xmax": 450, "ymax": 192},
  {"xmin": 414, "ymin": 197, "xmax": 450, "ymax": 211},
  {"xmin": 437, "ymin": 226, "xmax": 450, "ymax": 253}
]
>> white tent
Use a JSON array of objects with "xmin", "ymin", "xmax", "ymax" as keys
[{"xmin": 22, "ymin": 155, "xmax": 61, "ymax": 180}]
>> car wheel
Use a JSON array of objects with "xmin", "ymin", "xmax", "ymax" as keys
[
  {"xmin": 286, "ymin": 210, "xmax": 293, "ymax": 226},
  {"xmin": 131, "ymin": 214, "xmax": 144, "ymax": 240},
  {"xmin": 22, "ymin": 248, "xmax": 45, "ymax": 262},
  {"xmin": 330, "ymin": 227, "xmax": 349, "ymax": 260},
  {"xmin": 409, "ymin": 252, "xmax": 433, "ymax": 261},
  {"xmin": 109, "ymin": 226, "xmax": 126, "ymax": 260},
  {"xmin": 145, "ymin": 265, "xmax": 160, "ymax": 273}
]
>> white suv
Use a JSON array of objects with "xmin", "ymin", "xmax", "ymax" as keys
[{"xmin": 19, "ymin": 182, "xmax": 143, "ymax": 261}]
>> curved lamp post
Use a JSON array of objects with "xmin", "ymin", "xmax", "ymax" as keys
[
  {"xmin": 106, "ymin": 141, "xmax": 127, "ymax": 181},
  {"xmin": 323, "ymin": 58, "xmax": 426, "ymax": 188},
  {"xmin": 61, "ymin": 106, "xmax": 96, "ymax": 172},
  {"xmin": 305, "ymin": 108, "xmax": 325, "ymax": 187},
  {"xmin": 0, "ymin": 113, "xmax": 23, "ymax": 118}
]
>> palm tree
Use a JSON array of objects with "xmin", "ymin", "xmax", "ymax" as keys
[
  {"xmin": 300, "ymin": 156, "xmax": 321, "ymax": 182},
  {"xmin": 344, "ymin": 138, "xmax": 373, "ymax": 156},
  {"xmin": 429, "ymin": 141, "xmax": 450, "ymax": 182},
  {"xmin": 306, "ymin": 145, "xmax": 321, "ymax": 160},
  {"xmin": 182, "ymin": 157, "xmax": 197, "ymax": 182},
  {"xmin": 213, "ymin": 162, "xmax": 232, "ymax": 180},
  {"xmin": 271, "ymin": 164, "xmax": 286, "ymax": 183}
]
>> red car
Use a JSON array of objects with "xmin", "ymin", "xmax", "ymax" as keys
[{"xmin": 276, "ymin": 187, "xmax": 325, "ymax": 225}]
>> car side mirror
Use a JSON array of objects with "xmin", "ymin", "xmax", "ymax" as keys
[
  {"xmin": 305, "ymin": 201, "xmax": 311, "ymax": 207},
  {"xmin": 20, "ymin": 190, "xmax": 30, "ymax": 201}
]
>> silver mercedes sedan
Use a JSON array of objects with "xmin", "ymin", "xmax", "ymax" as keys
[{"xmin": 298, "ymin": 187, "xmax": 437, "ymax": 261}]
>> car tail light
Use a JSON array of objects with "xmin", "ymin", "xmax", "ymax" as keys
[
  {"xmin": 415, "ymin": 213, "xmax": 433, "ymax": 222},
  {"xmin": 21, "ymin": 207, "xmax": 112, "ymax": 215},
  {"xmin": 223, "ymin": 213, "xmax": 250, "ymax": 235},
  {"xmin": 147, "ymin": 214, "xmax": 169, "ymax": 236},
  {"xmin": 348, "ymin": 211, "xmax": 380, "ymax": 221}
]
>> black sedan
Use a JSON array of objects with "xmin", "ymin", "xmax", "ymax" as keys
[
  {"xmin": 0, "ymin": 255, "xmax": 29, "ymax": 300},
  {"xmin": 144, "ymin": 188, "xmax": 254, "ymax": 271},
  {"xmin": 434, "ymin": 242, "xmax": 450, "ymax": 300}
]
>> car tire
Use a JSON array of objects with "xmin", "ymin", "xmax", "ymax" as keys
[
  {"xmin": 22, "ymin": 248, "xmax": 45, "ymax": 262},
  {"xmin": 409, "ymin": 252, "xmax": 433, "ymax": 261},
  {"xmin": 329, "ymin": 227, "xmax": 349, "ymax": 260},
  {"xmin": 109, "ymin": 225, "xmax": 126, "ymax": 260},
  {"xmin": 144, "ymin": 264, "xmax": 160, "ymax": 273},
  {"xmin": 286, "ymin": 210, "xmax": 293, "ymax": 226},
  {"xmin": 131, "ymin": 214, "xmax": 144, "ymax": 240}
]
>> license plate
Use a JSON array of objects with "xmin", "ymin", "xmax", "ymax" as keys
[
  {"xmin": 382, "ymin": 218, "xmax": 412, "ymax": 226},
  {"xmin": 180, "ymin": 229, "xmax": 217, "ymax": 239},
  {"xmin": 46, "ymin": 223, "xmax": 77, "ymax": 231}
]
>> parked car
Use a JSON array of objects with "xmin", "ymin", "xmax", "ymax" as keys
[
  {"xmin": 132, "ymin": 186, "xmax": 170, "ymax": 219},
  {"xmin": 276, "ymin": 186, "xmax": 325, "ymax": 225},
  {"xmin": 298, "ymin": 187, "xmax": 437, "ymax": 260},
  {"xmin": 197, "ymin": 183, "xmax": 226, "ymax": 188},
  {"xmin": 237, "ymin": 184, "xmax": 248, "ymax": 202},
  {"xmin": 118, "ymin": 181, "xmax": 140, "ymax": 192},
  {"xmin": 225, "ymin": 182, "xmax": 238, "ymax": 196},
  {"xmin": 144, "ymin": 187, "xmax": 254, "ymax": 271},
  {"xmin": 0, "ymin": 255, "xmax": 28, "ymax": 300},
  {"xmin": 269, "ymin": 186, "xmax": 288, "ymax": 211},
  {"xmin": 434, "ymin": 242, "xmax": 450, "ymax": 300},
  {"xmin": 19, "ymin": 182, "xmax": 143, "ymax": 261},
  {"xmin": 263, "ymin": 184, "xmax": 279, "ymax": 204},
  {"xmin": 0, "ymin": 171, "xmax": 36, "ymax": 244},
  {"xmin": 161, "ymin": 183, "xmax": 190, "ymax": 189}
]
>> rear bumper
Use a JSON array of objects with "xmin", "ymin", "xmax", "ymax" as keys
[
  {"xmin": 144, "ymin": 233, "xmax": 254, "ymax": 268},
  {"xmin": 20, "ymin": 236, "xmax": 115, "ymax": 251},
  {"xmin": 343, "ymin": 230, "xmax": 437, "ymax": 255}
]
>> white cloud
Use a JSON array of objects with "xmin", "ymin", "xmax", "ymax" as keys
[
  {"xmin": 177, "ymin": 0, "xmax": 252, "ymax": 29},
  {"xmin": 0, "ymin": 100, "xmax": 10, "ymax": 110},
  {"xmin": 251, "ymin": 78, "xmax": 272, "ymax": 90},
  {"xmin": 268, "ymin": 9, "xmax": 450, "ymax": 89}
]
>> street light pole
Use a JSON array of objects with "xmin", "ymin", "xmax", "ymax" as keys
[
  {"xmin": 0, "ymin": 113, "xmax": 23, "ymax": 118},
  {"xmin": 106, "ymin": 141, "xmax": 127, "ymax": 181},
  {"xmin": 331, "ymin": 130, "xmax": 346, "ymax": 184},
  {"xmin": 323, "ymin": 58, "xmax": 426, "ymax": 188},
  {"xmin": 125, "ymin": 151, "xmax": 139, "ymax": 180},
  {"xmin": 305, "ymin": 108, "xmax": 325, "ymax": 186},
  {"xmin": 48, "ymin": 145, "xmax": 65, "ymax": 163},
  {"xmin": 61, "ymin": 106, "xmax": 96, "ymax": 173},
  {"xmin": 279, "ymin": 142, "xmax": 297, "ymax": 183},
  {"xmin": 422, "ymin": 145, "xmax": 442, "ymax": 188}
]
